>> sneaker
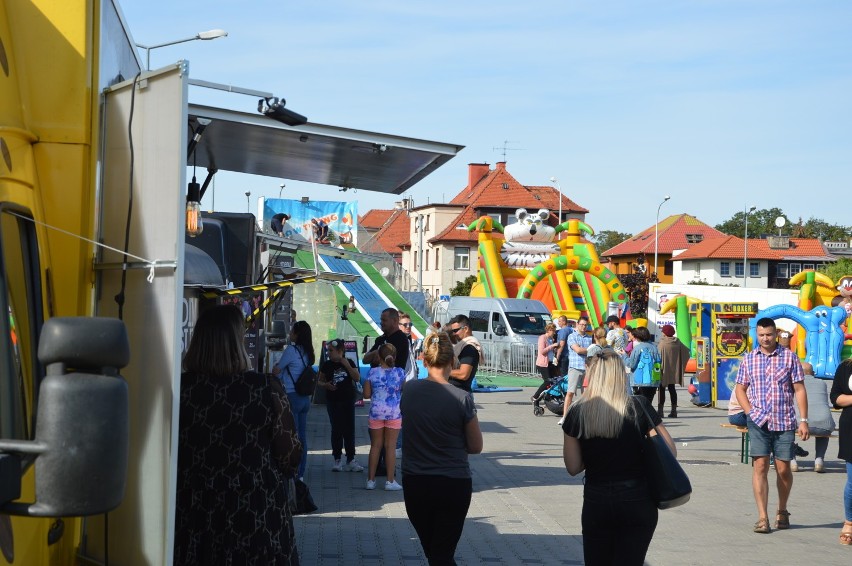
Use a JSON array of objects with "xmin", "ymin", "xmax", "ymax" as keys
[
  {"xmin": 790, "ymin": 459, "xmax": 799, "ymax": 472},
  {"xmin": 345, "ymin": 460, "xmax": 364, "ymax": 472},
  {"xmin": 366, "ymin": 479, "xmax": 376, "ymax": 490},
  {"xmin": 557, "ymin": 418, "xmax": 564, "ymax": 426},
  {"xmin": 331, "ymin": 459, "xmax": 343, "ymax": 472},
  {"xmin": 384, "ymin": 480, "xmax": 403, "ymax": 491},
  {"xmin": 794, "ymin": 443, "xmax": 809, "ymax": 457},
  {"xmin": 814, "ymin": 458, "xmax": 825, "ymax": 473}
]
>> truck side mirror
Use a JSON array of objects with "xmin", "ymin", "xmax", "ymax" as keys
[
  {"xmin": 494, "ymin": 324, "xmax": 507, "ymax": 336},
  {"xmin": 0, "ymin": 317, "xmax": 130, "ymax": 517}
]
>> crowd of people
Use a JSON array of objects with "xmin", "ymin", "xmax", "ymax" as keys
[{"xmin": 172, "ymin": 303, "xmax": 852, "ymax": 565}]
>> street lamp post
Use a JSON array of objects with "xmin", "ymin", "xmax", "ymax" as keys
[
  {"xmin": 550, "ymin": 177, "xmax": 562, "ymax": 237},
  {"xmin": 136, "ymin": 29, "xmax": 228, "ymax": 71},
  {"xmin": 278, "ymin": 183, "xmax": 285, "ymax": 199},
  {"xmin": 245, "ymin": 191, "xmax": 251, "ymax": 213},
  {"xmin": 415, "ymin": 215, "xmax": 424, "ymax": 292},
  {"xmin": 653, "ymin": 196, "xmax": 671, "ymax": 281},
  {"xmin": 743, "ymin": 205, "xmax": 756, "ymax": 287}
]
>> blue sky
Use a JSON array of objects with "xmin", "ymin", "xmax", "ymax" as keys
[{"xmin": 120, "ymin": 0, "xmax": 852, "ymax": 236}]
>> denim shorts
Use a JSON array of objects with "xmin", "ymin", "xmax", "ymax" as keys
[{"xmin": 746, "ymin": 418, "xmax": 795, "ymax": 460}]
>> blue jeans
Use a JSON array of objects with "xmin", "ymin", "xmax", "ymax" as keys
[
  {"xmin": 845, "ymin": 461, "xmax": 852, "ymax": 522},
  {"xmin": 728, "ymin": 412, "xmax": 747, "ymax": 427},
  {"xmin": 582, "ymin": 479, "xmax": 657, "ymax": 565},
  {"xmin": 288, "ymin": 392, "xmax": 311, "ymax": 477}
]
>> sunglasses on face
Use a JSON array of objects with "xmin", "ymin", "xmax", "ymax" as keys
[
  {"xmin": 450, "ymin": 326, "xmax": 465, "ymax": 334},
  {"xmin": 401, "ymin": 322, "xmax": 412, "ymax": 328}
]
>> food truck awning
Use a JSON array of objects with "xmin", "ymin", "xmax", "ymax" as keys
[{"xmin": 188, "ymin": 104, "xmax": 464, "ymax": 194}]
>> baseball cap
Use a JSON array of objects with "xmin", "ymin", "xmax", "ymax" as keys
[
  {"xmin": 605, "ymin": 315, "xmax": 620, "ymax": 325},
  {"xmin": 661, "ymin": 324, "xmax": 675, "ymax": 337}
]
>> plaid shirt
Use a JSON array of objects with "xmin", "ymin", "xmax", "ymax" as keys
[
  {"xmin": 735, "ymin": 346, "xmax": 804, "ymax": 431},
  {"xmin": 565, "ymin": 331, "xmax": 593, "ymax": 371}
]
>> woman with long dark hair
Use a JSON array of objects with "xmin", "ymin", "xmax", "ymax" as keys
[
  {"xmin": 830, "ymin": 358, "xmax": 852, "ymax": 545},
  {"xmin": 274, "ymin": 320, "xmax": 315, "ymax": 479},
  {"xmin": 176, "ymin": 305, "xmax": 301, "ymax": 564},
  {"xmin": 562, "ymin": 349, "xmax": 676, "ymax": 565},
  {"xmin": 401, "ymin": 331, "xmax": 483, "ymax": 564}
]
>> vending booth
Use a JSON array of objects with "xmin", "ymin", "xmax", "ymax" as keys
[{"xmin": 688, "ymin": 302, "xmax": 759, "ymax": 407}]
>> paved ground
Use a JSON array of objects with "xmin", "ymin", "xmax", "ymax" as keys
[{"xmin": 293, "ymin": 385, "xmax": 850, "ymax": 565}]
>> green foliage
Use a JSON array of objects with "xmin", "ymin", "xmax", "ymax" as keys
[
  {"xmin": 685, "ymin": 279, "xmax": 739, "ymax": 287},
  {"xmin": 450, "ymin": 274, "xmax": 478, "ymax": 296},
  {"xmin": 818, "ymin": 258, "xmax": 852, "ymax": 284},
  {"xmin": 715, "ymin": 208, "xmax": 852, "ymax": 241},
  {"xmin": 592, "ymin": 230, "xmax": 633, "ymax": 254}
]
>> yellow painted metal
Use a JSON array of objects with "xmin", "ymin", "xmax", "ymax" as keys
[{"xmin": 0, "ymin": 0, "xmax": 100, "ymax": 563}]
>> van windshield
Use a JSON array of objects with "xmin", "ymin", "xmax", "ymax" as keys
[{"xmin": 505, "ymin": 312, "xmax": 550, "ymax": 335}]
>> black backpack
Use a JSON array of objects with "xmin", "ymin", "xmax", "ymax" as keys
[{"xmin": 286, "ymin": 347, "xmax": 317, "ymax": 396}]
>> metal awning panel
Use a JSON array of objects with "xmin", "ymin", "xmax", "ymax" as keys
[{"xmin": 188, "ymin": 104, "xmax": 464, "ymax": 194}]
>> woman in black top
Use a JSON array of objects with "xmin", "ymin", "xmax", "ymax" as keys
[
  {"xmin": 562, "ymin": 349, "xmax": 676, "ymax": 565},
  {"xmin": 176, "ymin": 305, "xmax": 301, "ymax": 565},
  {"xmin": 318, "ymin": 339, "xmax": 364, "ymax": 472},
  {"xmin": 830, "ymin": 358, "xmax": 852, "ymax": 545}
]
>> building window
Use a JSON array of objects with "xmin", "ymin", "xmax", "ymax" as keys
[
  {"xmin": 720, "ymin": 261, "xmax": 730, "ymax": 277},
  {"xmin": 435, "ymin": 248, "xmax": 440, "ymax": 270},
  {"xmin": 454, "ymin": 247, "xmax": 470, "ymax": 270},
  {"xmin": 425, "ymin": 250, "xmax": 429, "ymax": 271},
  {"xmin": 803, "ymin": 263, "xmax": 814, "ymax": 271},
  {"xmin": 749, "ymin": 263, "xmax": 759, "ymax": 277},
  {"xmin": 685, "ymin": 234, "xmax": 704, "ymax": 244},
  {"xmin": 664, "ymin": 260, "xmax": 673, "ymax": 276},
  {"xmin": 413, "ymin": 251, "xmax": 418, "ymax": 271},
  {"xmin": 735, "ymin": 262, "xmax": 744, "ymax": 277},
  {"xmin": 487, "ymin": 213, "xmax": 501, "ymax": 225},
  {"xmin": 790, "ymin": 263, "xmax": 802, "ymax": 276},
  {"xmin": 776, "ymin": 263, "xmax": 789, "ymax": 278},
  {"xmin": 693, "ymin": 262, "xmax": 701, "ymax": 278}
]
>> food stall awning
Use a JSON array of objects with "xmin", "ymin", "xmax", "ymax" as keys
[{"xmin": 188, "ymin": 104, "xmax": 464, "ymax": 194}]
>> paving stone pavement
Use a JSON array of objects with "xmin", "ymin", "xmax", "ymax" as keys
[{"xmin": 294, "ymin": 387, "xmax": 850, "ymax": 565}]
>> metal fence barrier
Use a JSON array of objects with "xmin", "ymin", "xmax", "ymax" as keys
[{"xmin": 478, "ymin": 339, "xmax": 538, "ymax": 377}]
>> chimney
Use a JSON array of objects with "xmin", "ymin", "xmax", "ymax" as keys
[
  {"xmin": 496, "ymin": 161, "xmax": 506, "ymax": 170},
  {"xmin": 468, "ymin": 163, "xmax": 490, "ymax": 190}
]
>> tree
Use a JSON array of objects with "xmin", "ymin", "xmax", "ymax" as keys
[
  {"xmin": 450, "ymin": 274, "xmax": 478, "ymax": 296},
  {"xmin": 818, "ymin": 258, "xmax": 852, "ymax": 285},
  {"xmin": 715, "ymin": 208, "xmax": 852, "ymax": 241},
  {"xmin": 715, "ymin": 207, "xmax": 786, "ymax": 238},
  {"xmin": 592, "ymin": 230, "xmax": 633, "ymax": 254}
]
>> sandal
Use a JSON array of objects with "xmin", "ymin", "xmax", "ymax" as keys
[
  {"xmin": 775, "ymin": 510, "xmax": 791, "ymax": 530},
  {"xmin": 841, "ymin": 521, "xmax": 852, "ymax": 546},
  {"xmin": 753, "ymin": 517, "xmax": 771, "ymax": 534}
]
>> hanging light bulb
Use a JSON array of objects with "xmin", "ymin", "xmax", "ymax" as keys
[{"xmin": 186, "ymin": 176, "xmax": 203, "ymax": 237}]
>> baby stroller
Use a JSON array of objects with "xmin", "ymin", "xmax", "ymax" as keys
[{"xmin": 533, "ymin": 374, "xmax": 567, "ymax": 416}]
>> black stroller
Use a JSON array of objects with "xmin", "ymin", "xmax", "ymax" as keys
[{"xmin": 533, "ymin": 374, "xmax": 567, "ymax": 416}]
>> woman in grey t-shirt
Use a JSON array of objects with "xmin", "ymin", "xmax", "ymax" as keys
[{"xmin": 400, "ymin": 331, "xmax": 483, "ymax": 565}]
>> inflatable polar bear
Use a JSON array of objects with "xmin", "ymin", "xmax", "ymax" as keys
[{"xmin": 500, "ymin": 208, "xmax": 560, "ymax": 268}]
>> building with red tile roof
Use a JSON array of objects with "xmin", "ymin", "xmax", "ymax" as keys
[
  {"xmin": 368, "ymin": 162, "xmax": 588, "ymax": 298},
  {"xmin": 672, "ymin": 235, "xmax": 833, "ymax": 287},
  {"xmin": 601, "ymin": 214, "xmax": 726, "ymax": 283}
]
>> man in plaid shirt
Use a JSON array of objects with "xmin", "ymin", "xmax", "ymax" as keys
[
  {"xmin": 558, "ymin": 317, "xmax": 592, "ymax": 426},
  {"xmin": 735, "ymin": 317, "xmax": 809, "ymax": 534}
]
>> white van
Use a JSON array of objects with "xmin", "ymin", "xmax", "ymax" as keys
[{"xmin": 438, "ymin": 297, "xmax": 553, "ymax": 374}]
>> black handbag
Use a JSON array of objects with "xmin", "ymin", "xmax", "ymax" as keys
[
  {"xmin": 289, "ymin": 477, "xmax": 317, "ymax": 515},
  {"xmin": 638, "ymin": 401, "xmax": 692, "ymax": 509}
]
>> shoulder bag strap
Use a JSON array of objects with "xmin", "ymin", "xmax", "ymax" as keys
[
  {"xmin": 636, "ymin": 398, "xmax": 659, "ymax": 436},
  {"xmin": 283, "ymin": 346, "xmax": 305, "ymax": 387}
]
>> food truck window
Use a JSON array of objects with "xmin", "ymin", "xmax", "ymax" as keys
[{"xmin": 0, "ymin": 208, "xmax": 44, "ymax": 440}]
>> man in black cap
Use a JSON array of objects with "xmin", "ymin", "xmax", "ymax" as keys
[{"xmin": 605, "ymin": 315, "xmax": 627, "ymax": 353}]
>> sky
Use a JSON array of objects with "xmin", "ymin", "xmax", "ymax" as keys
[{"xmin": 120, "ymin": 0, "xmax": 852, "ymax": 237}]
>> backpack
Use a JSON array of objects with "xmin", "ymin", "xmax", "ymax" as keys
[
  {"xmin": 635, "ymin": 347, "xmax": 662, "ymax": 387},
  {"xmin": 286, "ymin": 347, "xmax": 317, "ymax": 396}
]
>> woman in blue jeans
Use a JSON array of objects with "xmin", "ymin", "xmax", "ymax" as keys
[
  {"xmin": 562, "ymin": 349, "xmax": 676, "ymax": 565},
  {"xmin": 274, "ymin": 320, "xmax": 315, "ymax": 479},
  {"xmin": 830, "ymin": 358, "xmax": 852, "ymax": 545}
]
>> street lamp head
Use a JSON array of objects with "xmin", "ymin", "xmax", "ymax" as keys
[
  {"xmin": 550, "ymin": 176, "xmax": 557, "ymax": 184},
  {"xmin": 748, "ymin": 205, "xmax": 756, "ymax": 213},
  {"xmin": 197, "ymin": 29, "xmax": 228, "ymax": 40},
  {"xmin": 663, "ymin": 195, "xmax": 671, "ymax": 202}
]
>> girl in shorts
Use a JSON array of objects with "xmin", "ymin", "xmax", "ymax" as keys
[{"xmin": 363, "ymin": 343, "xmax": 405, "ymax": 491}]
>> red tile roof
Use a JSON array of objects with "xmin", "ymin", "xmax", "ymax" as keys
[
  {"xmin": 675, "ymin": 236, "xmax": 832, "ymax": 261},
  {"xmin": 602, "ymin": 214, "xmax": 725, "ymax": 257},
  {"xmin": 359, "ymin": 209, "xmax": 395, "ymax": 230},
  {"xmin": 363, "ymin": 209, "xmax": 410, "ymax": 258},
  {"xmin": 432, "ymin": 162, "xmax": 587, "ymax": 243}
]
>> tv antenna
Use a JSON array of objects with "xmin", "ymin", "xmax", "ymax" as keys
[{"xmin": 492, "ymin": 140, "xmax": 524, "ymax": 161}]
